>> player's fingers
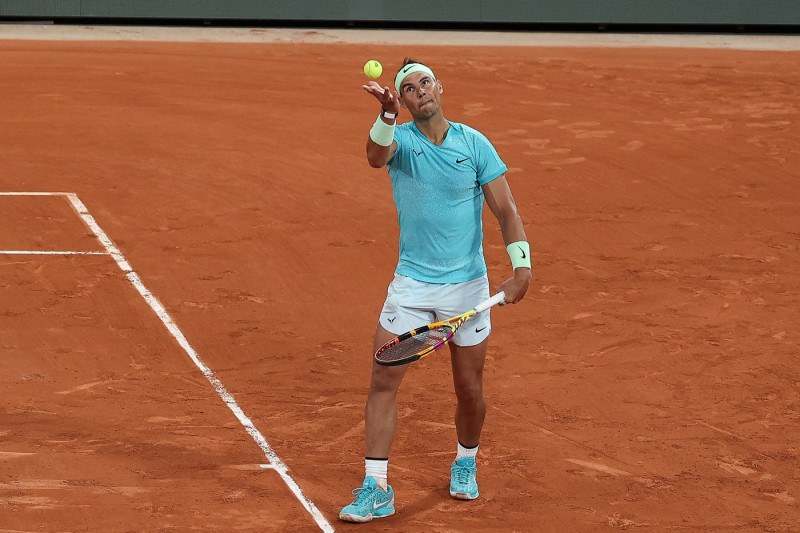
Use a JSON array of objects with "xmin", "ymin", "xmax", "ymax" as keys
[
  {"xmin": 363, "ymin": 82, "xmax": 386, "ymax": 96},
  {"xmin": 495, "ymin": 285, "xmax": 509, "ymax": 303},
  {"xmin": 498, "ymin": 280, "xmax": 524, "ymax": 304}
]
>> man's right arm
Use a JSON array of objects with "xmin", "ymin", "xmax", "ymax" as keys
[
  {"xmin": 362, "ymin": 81, "xmax": 401, "ymax": 168},
  {"xmin": 366, "ymin": 114, "xmax": 398, "ymax": 168}
]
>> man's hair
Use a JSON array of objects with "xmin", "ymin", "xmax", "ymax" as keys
[{"xmin": 397, "ymin": 57, "xmax": 423, "ymax": 74}]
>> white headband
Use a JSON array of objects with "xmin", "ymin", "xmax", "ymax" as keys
[{"xmin": 394, "ymin": 63, "xmax": 436, "ymax": 93}]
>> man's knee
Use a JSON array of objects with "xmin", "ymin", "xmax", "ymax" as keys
[
  {"xmin": 454, "ymin": 379, "xmax": 485, "ymax": 405},
  {"xmin": 369, "ymin": 365, "xmax": 406, "ymax": 395}
]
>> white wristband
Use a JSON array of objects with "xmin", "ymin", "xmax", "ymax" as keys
[
  {"xmin": 506, "ymin": 241, "xmax": 531, "ymax": 270},
  {"xmin": 369, "ymin": 114, "xmax": 395, "ymax": 147}
]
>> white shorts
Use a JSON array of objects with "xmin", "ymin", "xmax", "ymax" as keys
[{"xmin": 379, "ymin": 274, "xmax": 492, "ymax": 347}]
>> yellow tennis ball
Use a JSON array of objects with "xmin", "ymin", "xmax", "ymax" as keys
[{"xmin": 364, "ymin": 60, "xmax": 383, "ymax": 79}]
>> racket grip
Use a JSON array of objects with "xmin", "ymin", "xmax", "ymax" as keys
[{"xmin": 475, "ymin": 291, "xmax": 506, "ymax": 313}]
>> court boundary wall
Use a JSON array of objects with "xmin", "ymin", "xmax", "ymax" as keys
[{"xmin": 1, "ymin": 0, "xmax": 799, "ymax": 30}]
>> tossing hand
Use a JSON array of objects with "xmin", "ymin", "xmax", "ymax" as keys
[{"xmin": 362, "ymin": 81, "xmax": 401, "ymax": 115}]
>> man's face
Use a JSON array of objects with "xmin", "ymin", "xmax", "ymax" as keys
[{"xmin": 398, "ymin": 72, "xmax": 443, "ymax": 119}]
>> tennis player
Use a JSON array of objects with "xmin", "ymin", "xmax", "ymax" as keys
[{"xmin": 340, "ymin": 58, "xmax": 531, "ymax": 523}]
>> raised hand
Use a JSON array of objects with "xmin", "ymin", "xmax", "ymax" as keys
[{"xmin": 363, "ymin": 81, "xmax": 400, "ymax": 115}]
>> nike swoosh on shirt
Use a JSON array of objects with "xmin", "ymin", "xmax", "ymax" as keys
[{"xmin": 456, "ymin": 157, "xmax": 470, "ymax": 164}]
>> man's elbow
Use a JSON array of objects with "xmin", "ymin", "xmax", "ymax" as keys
[{"xmin": 367, "ymin": 155, "xmax": 386, "ymax": 168}]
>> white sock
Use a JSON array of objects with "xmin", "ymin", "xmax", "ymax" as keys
[
  {"xmin": 365, "ymin": 458, "xmax": 388, "ymax": 489},
  {"xmin": 456, "ymin": 442, "xmax": 479, "ymax": 461}
]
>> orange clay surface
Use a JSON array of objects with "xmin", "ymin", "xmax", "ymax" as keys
[{"xmin": 1, "ymin": 32, "xmax": 799, "ymax": 532}]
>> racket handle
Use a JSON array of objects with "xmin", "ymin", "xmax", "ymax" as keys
[{"xmin": 475, "ymin": 291, "xmax": 506, "ymax": 313}]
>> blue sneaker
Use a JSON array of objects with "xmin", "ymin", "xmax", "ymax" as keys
[
  {"xmin": 339, "ymin": 476, "xmax": 395, "ymax": 523},
  {"xmin": 450, "ymin": 457, "xmax": 479, "ymax": 500}
]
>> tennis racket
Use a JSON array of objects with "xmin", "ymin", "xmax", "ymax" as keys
[{"xmin": 374, "ymin": 291, "xmax": 506, "ymax": 366}]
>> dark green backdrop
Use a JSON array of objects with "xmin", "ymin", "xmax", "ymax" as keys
[{"xmin": 0, "ymin": 0, "xmax": 798, "ymax": 25}]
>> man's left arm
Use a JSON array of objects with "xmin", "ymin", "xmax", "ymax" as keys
[{"xmin": 483, "ymin": 175, "xmax": 532, "ymax": 304}]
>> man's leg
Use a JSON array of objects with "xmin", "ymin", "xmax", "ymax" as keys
[
  {"xmin": 450, "ymin": 339, "xmax": 489, "ymax": 446},
  {"xmin": 340, "ymin": 323, "xmax": 407, "ymax": 523},
  {"xmin": 365, "ymin": 323, "xmax": 410, "ymax": 463},
  {"xmin": 448, "ymin": 339, "xmax": 488, "ymax": 500}
]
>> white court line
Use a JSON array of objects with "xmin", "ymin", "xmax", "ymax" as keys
[
  {"xmin": 0, "ymin": 191, "xmax": 71, "ymax": 195},
  {"xmin": 1, "ymin": 192, "xmax": 334, "ymax": 533},
  {"xmin": 0, "ymin": 251, "xmax": 107, "ymax": 255}
]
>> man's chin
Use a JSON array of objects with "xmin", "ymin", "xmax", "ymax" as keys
[{"xmin": 416, "ymin": 105, "xmax": 439, "ymax": 119}]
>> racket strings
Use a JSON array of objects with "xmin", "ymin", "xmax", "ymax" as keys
[{"xmin": 377, "ymin": 325, "xmax": 453, "ymax": 363}]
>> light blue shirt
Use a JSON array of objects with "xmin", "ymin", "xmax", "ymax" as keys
[{"xmin": 387, "ymin": 121, "xmax": 507, "ymax": 283}]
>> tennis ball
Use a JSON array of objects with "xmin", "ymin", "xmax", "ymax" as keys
[{"xmin": 364, "ymin": 60, "xmax": 383, "ymax": 79}]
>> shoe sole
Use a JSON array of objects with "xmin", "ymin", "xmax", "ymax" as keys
[
  {"xmin": 450, "ymin": 490, "xmax": 479, "ymax": 500},
  {"xmin": 339, "ymin": 509, "xmax": 395, "ymax": 522}
]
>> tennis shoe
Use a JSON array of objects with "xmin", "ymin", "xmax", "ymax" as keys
[
  {"xmin": 339, "ymin": 476, "xmax": 395, "ymax": 523},
  {"xmin": 450, "ymin": 457, "xmax": 479, "ymax": 500}
]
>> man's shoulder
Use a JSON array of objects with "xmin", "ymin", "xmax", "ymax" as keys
[
  {"xmin": 396, "ymin": 121, "xmax": 415, "ymax": 132},
  {"xmin": 447, "ymin": 121, "xmax": 495, "ymax": 149},
  {"xmin": 393, "ymin": 121, "xmax": 416, "ymax": 142},
  {"xmin": 448, "ymin": 121, "xmax": 488, "ymax": 139}
]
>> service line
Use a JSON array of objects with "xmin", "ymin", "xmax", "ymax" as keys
[{"xmin": 0, "ymin": 251, "xmax": 107, "ymax": 255}]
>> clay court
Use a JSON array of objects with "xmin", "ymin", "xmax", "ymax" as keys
[{"xmin": 1, "ymin": 26, "xmax": 799, "ymax": 532}]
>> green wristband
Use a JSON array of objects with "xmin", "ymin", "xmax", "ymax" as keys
[
  {"xmin": 507, "ymin": 241, "xmax": 531, "ymax": 270},
  {"xmin": 369, "ymin": 114, "xmax": 395, "ymax": 147}
]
